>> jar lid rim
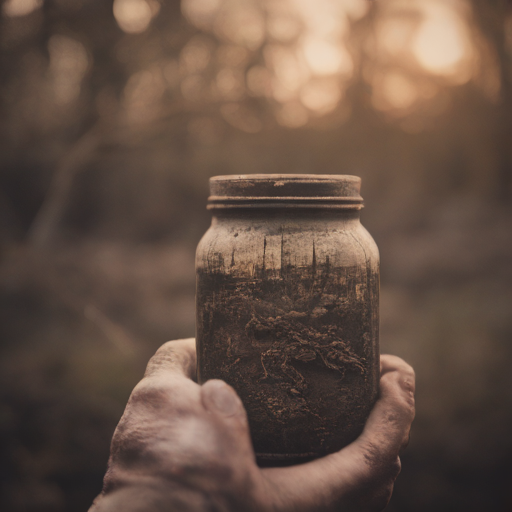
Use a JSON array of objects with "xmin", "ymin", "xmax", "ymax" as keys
[
  {"xmin": 208, "ymin": 174, "xmax": 363, "ymax": 209},
  {"xmin": 211, "ymin": 174, "xmax": 361, "ymax": 182}
]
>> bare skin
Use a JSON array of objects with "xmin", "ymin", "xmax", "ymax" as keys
[{"xmin": 89, "ymin": 339, "xmax": 415, "ymax": 512}]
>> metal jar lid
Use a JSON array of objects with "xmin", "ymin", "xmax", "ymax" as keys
[{"xmin": 207, "ymin": 174, "xmax": 364, "ymax": 210}]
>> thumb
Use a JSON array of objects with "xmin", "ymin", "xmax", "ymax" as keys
[
  {"xmin": 200, "ymin": 380, "xmax": 256, "ymax": 462},
  {"xmin": 201, "ymin": 380, "xmax": 244, "ymax": 418}
]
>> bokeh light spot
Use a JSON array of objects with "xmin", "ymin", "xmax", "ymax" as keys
[
  {"xmin": 182, "ymin": 0, "xmax": 221, "ymax": 30},
  {"xmin": 2, "ymin": 0, "xmax": 42, "ymax": 17},
  {"xmin": 215, "ymin": 68, "xmax": 244, "ymax": 100},
  {"xmin": 113, "ymin": 0, "xmax": 160, "ymax": 34},
  {"xmin": 381, "ymin": 72, "xmax": 418, "ymax": 110},
  {"xmin": 180, "ymin": 36, "xmax": 212, "ymax": 74},
  {"xmin": 371, "ymin": 71, "xmax": 419, "ymax": 115},
  {"xmin": 412, "ymin": 5, "xmax": 468, "ymax": 75},
  {"xmin": 377, "ymin": 18, "xmax": 416, "ymax": 57},
  {"xmin": 300, "ymin": 78, "xmax": 342, "ymax": 113},
  {"xmin": 302, "ymin": 37, "xmax": 352, "ymax": 76},
  {"xmin": 265, "ymin": 45, "xmax": 309, "ymax": 100}
]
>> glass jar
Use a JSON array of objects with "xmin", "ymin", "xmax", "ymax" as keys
[{"xmin": 196, "ymin": 175, "xmax": 379, "ymax": 465}]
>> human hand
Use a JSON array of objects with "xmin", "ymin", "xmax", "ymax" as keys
[{"xmin": 89, "ymin": 339, "xmax": 415, "ymax": 512}]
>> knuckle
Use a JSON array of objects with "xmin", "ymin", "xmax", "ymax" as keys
[
  {"xmin": 129, "ymin": 377, "xmax": 171, "ymax": 407},
  {"xmin": 400, "ymin": 368, "xmax": 416, "ymax": 394},
  {"xmin": 109, "ymin": 409, "xmax": 164, "ymax": 470},
  {"xmin": 145, "ymin": 345, "xmax": 176, "ymax": 376},
  {"xmin": 381, "ymin": 370, "xmax": 416, "ymax": 419}
]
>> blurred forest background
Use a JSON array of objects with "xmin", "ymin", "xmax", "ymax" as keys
[{"xmin": 1, "ymin": 0, "xmax": 512, "ymax": 511}]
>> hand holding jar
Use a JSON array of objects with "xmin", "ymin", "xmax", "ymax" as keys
[{"xmin": 89, "ymin": 339, "xmax": 415, "ymax": 512}]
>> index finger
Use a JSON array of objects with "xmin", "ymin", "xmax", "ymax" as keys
[
  {"xmin": 128, "ymin": 338, "xmax": 200, "ymax": 413},
  {"xmin": 144, "ymin": 338, "xmax": 197, "ymax": 381}
]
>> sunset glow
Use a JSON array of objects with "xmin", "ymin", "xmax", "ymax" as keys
[{"xmin": 178, "ymin": 0, "xmax": 480, "ymax": 128}]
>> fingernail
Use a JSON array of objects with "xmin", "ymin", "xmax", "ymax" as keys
[{"xmin": 205, "ymin": 380, "xmax": 241, "ymax": 417}]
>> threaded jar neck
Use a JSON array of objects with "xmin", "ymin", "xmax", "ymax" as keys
[{"xmin": 207, "ymin": 174, "xmax": 364, "ymax": 210}]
